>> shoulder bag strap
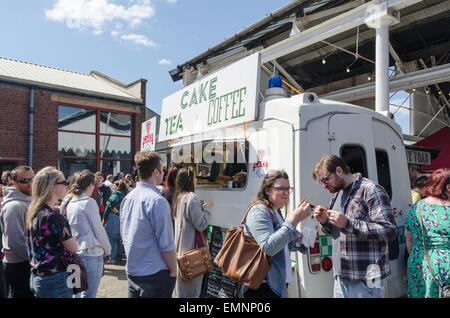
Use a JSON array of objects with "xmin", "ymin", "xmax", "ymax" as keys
[
  {"xmin": 241, "ymin": 202, "xmax": 274, "ymax": 226},
  {"xmin": 416, "ymin": 201, "xmax": 443, "ymax": 289},
  {"xmin": 176, "ymin": 194, "xmax": 188, "ymax": 254},
  {"xmin": 329, "ymin": 192, "xmax": 338, "ymax": 210}
]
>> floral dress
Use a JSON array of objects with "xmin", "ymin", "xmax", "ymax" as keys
[{"xmin": 405, "ymin": 200, "xmax": 450, "ymax": 298}]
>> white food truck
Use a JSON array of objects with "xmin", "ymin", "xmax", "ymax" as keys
[{"xmin": 157, "ymin": 52, "xmax": 410, "ymax": 298}]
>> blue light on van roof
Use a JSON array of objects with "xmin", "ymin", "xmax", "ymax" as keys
[{"xmin": 268, "ymin": 75, "xmax": 282, "ymax": 88}]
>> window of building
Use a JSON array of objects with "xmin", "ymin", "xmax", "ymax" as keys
[
  {"xmin": 375, "ymin": 149, "xmax": 392, "ymax": 200},
  {"xmin": 340, "ymin": 145, "xmax": 368, "ymax": 178},
  {"xmin": 58, "ymin": 105, "xmax": 134, "ymax": 177},
  {"xmin": 160, "ymin": 140, "xmax": 249, "ymax": 189}
]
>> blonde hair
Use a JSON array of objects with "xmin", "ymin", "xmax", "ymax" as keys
[{"xmin": 26, "ymin": 166, "xmax": 64, "ymax": 229}]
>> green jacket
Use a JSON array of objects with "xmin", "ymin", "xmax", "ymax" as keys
[{"xmin": 102, "ymin": 191, "xmax": 125, "ymax": 224}]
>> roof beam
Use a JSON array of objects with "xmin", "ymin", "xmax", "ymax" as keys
[
  {"xmin": 389, "ymin": 42, "xmax": 405, "ymax": 74},
  {"xmin": 320, "ymin": 63, "xmax": 450, "ymax": 102},
  {"xmin": 260, "ymin": 0, "xmax": 422, "ymax": 64},
  {"xmin": 272, "ymin": 60, "xmax": 305, "ymax": 92},
  {"xmin": 281, "ymin": 0, "xmax": 448, "ymax": 69}
]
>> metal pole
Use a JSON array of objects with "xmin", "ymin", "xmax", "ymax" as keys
[
  {"xmin": 365, "ymin": 2, "xmax": 400, "ymax": 118},
  {"xmin": 375, "ymin": 23, "xmax": 390, "ymax": 115}
]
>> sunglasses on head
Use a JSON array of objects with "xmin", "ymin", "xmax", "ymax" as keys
[
  {"xmin": 16, "ymin": 177, "xmax": 34, "ymax": 184},
  {"xmin": 55, "ymin": 180, "xmax": 69, "ymax": 186}
]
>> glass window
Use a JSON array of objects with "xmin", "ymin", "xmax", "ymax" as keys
[
  {"xmin": 101, "ymin": 160, "xmax": 131, "ymax": 176},
  {"xmin": 340, "ymin": 145, "xmax": 368, "ymax": 178},
  {"xmin": 59, "ymin": 158, "xmax": 96, "ymax": 178},
  {"xmin": 376, "ymin": 150, "xmax": 392, "ymax": 200},
  {"xmin": 58, "ymin": 132, "xmax": 96, "ymax": 157},
  {"xmin": 100, "ymin": 112, "xmax": 132, "ymax": 136},
  {"xmin": 100, "ymin": 136, "xmax": 132, "ymax": 159},
  {"xmin": 168, "ymin": 140, "xmax": 248, "ymax": 189},
  {"xmin": 58, "ymin": 106, "xmax": 96, "ymax": 132}
]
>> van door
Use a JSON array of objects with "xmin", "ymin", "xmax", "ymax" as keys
[
  {"xmin": 372, "ymin": 119, "xmax": 409, "ymax": 297},
  {"xmin": 328, "ymin": 113, "xmax": 377, "ymax": 181}
]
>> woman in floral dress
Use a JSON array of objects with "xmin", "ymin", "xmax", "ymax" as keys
[
  {"xmin": 26, "ymin": 167, "xmax": 78, "ymax": 298},
  {"xmin": 405, "ymin": 168, "xmax": 450, "ymax": 298}
]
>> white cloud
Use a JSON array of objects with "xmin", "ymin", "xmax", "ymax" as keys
[
  {"xmin": 46, "ymin": 0, "xmax": 156, "ymax": 46},
  {"xmin": 167, "ymin": 0, "xmax": 177, "ymax": 3},
  {"xmin": 158, "ymin": 59, "xmax": 172, "ymax": 65},
  {"xmin": 121, "ymin": 33, "xmax": 157, "ymax": 47}
]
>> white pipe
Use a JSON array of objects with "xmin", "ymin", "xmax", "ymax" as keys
[
  {"xmin": 28, "ymin": 88, "xmax": 34, "ymax": 168},
  {"xmin": 375, "ymin": 23, "xmax": 390, "ymax": 115}
]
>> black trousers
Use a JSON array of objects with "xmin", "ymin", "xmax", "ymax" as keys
[
  {"xmin": 243, "ymin": 283, "xmax": 281, "ymax": 298},
  {"xmin": 127, "ymin": 270, "xmax": 176, "ymax": 298},
  {"xmin": 3, "ymin": 261, "xmax": 34, "ymax": 298}
]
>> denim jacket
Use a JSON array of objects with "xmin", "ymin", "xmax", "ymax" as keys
[{"xmin": 243, "ymin": 203, "xmax": 308, "ymax": 297}]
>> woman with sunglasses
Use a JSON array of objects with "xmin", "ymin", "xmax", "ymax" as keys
[
  {"xmin": 66, "ymin": 171, "xmax": 111, "ymax": 298},
  {"xmin": 25, "ymin": 166, "xmax": 77, "ymax": 298},
  {"xmin": 243, "ymin": 170, "xmax": 312, "ymax": 298}
]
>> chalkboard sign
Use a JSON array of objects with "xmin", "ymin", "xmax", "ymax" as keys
[{"xmin": 200, "ymin": 225, "xmax": 240, "ymax": 298}]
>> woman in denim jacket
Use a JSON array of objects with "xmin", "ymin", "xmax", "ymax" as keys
[{"xmin": 243, "ymin": 170, "xmax": 312, "ymax": 298}]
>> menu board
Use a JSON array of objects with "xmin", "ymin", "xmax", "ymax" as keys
[{"xmin": 200, "ymin": 226, "xmax": 240, "ymax": 298}]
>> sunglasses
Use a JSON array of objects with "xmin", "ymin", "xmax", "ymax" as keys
[
  {"xmin": 55, "ymin": 180, "xmax": 69, "ymax": 186},
  {"xmin": 16, "ymin": 177, "xmax": 34, "ymax": 184}
]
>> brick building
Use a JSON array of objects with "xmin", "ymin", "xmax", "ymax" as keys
[{"xmin": 0, "ymin": 57, "xmax": 147, "ymax": 177}]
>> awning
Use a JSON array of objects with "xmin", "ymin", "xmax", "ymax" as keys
[{"xmin": 413, "ymin": 126, "xmax": 450, "ymax": 172}]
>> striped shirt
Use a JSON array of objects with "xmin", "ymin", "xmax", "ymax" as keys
[{"xmin": 321, "ymin": 173, "xmax": 397, "ymax": 281}]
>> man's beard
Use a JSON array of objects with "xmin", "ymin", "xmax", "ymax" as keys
[{"xmin": 328, "ymin": 177, "xmax": 346, "ymax": 193}]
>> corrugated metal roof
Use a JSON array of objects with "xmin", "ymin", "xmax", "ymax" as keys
[{"xmin": 0, "ymin": 56, "xmax": 142, "ymax": 104}]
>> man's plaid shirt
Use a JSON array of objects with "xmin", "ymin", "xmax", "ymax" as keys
[{"xmin": 321, "ymin": 173, "xmax": 397, "ymax": 281}]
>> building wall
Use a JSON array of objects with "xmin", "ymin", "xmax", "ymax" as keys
[
  {"xmin": 0, "ymin": 84, "xmax": 30, "ymax": 167},
  {"xmin": 33, "ymin": 89, "xmax": 59, "ymax": 171},
  {"xmin": 0, "ymin": 82, "xmax": 145, "ymax": 174}
]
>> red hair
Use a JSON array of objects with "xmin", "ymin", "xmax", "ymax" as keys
[{"xmin": 423, "ymin": 168, "xmax": 450, "ymax": 200}]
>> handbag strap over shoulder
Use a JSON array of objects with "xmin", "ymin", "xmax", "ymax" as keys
[
  {"xmin": 240, "ymin": 201, "xmax": 274, "ymax": 226},
  {"xmin": 176, "ymin": 194, "xmax": 188, "ymax": 254},
  {"xmin": 416, "ymin": 200, "xmax": 443, "ymax": 290}
]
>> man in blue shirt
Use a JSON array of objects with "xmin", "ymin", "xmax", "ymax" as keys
[{"xmin": 120, "ymin": 151, "xmax": 177, "ymax": 298}]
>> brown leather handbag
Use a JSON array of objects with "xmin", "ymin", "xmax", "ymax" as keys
[
  {"xmin": 213, "ymin": 203, "xmax": 273, "ymax": 290},
  {"xmin": 176, "ymin": 195, "xmax": 213, "ymax": 281}
]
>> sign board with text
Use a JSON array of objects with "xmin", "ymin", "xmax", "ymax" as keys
[
  {"xmin": 141, "ymin": 117, "xmax": 156, "ymax": 151},
  {"xmin": 158, "ymin": 53, "xmax": 261, "ymax": 142},
  {"xmin": 406, "ymin": 149, "xmax": 431, "ymax": 165}
]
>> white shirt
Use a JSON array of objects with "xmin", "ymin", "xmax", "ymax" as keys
[{"xmin": 104, "ymin": 180, "xmax": 114, "ymax": 192}]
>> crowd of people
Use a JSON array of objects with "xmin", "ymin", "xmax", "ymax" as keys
[{"xmin": 0, "ymin": 154, "xmax": 448, "ymax": 299}]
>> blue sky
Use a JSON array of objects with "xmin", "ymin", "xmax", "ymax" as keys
[{"xmin": 0, "ymin": 0, "xmax": 409, "ymax": 133}]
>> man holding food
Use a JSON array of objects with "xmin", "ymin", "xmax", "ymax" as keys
[{"xmin": 312, "ymin": 154, "xmax": 397, "ymax": 298}]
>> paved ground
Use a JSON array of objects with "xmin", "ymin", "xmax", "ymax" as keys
[{"xmin": 97, "ymin": 260, "xmax": 128, "ymax": 298}]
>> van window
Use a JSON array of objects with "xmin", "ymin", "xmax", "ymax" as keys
[
  {"xmin": 160, "ymin": 140, "xmax": 248, "ymax": 189},
  {"xmin": 375, "ymin": 150, "xmax": 392, "ymax": 200},
  {"xmin": 340, "ymin": 145, "xmax": 368, "ymax": 178}
]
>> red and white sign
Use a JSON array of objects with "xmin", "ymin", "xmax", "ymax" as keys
[
  {"xmin": 253, "ymin": 149, "xmax": 269, "ymax": 171},
  {"xmin": 141, "ymin": 117, "xmax": 156, "ymax": 151}
]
